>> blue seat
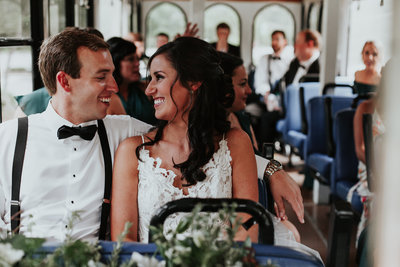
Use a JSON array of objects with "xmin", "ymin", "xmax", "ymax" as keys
[
  {"xmin": 94, "ymin": 241, "xmax": 325, "ymax": 267},
  {"xmin": 305, "ymin": 95, "xmax": 355, "ymax": 185},
  {"xmin": 330, "ymin": 109, "xmax": 362, "ymax": 213},
  {"xmin": 286, "ymin": 82, "xmax": 320, "ymax": 158}
]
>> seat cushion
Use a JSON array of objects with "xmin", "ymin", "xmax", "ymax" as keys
[
  {"xmin": 287, "ymin": 130, "xmax": 306, "ymax": 157},
  {"xmin": 336, "ymin": 180, "xmax": 363, "ymax": 214},
  {"xmin": 306, "ymin": 153, "xmax": 333, "ymax": 182}
]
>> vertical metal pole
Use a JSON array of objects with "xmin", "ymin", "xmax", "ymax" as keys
[{"xmin": 30, "ymin": 0, "xmax": 45, "ymax": 90}]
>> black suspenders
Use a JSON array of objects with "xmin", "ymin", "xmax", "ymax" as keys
[
  {"xmin": 97, "ymin": 120, "xmax": 112, "ymax": 240},
  {"xmin": 11, "ymin": 118, "xmax": 112, "ymax": 240},
  {"xmin": 11, "ymin": 117, "xmax": 28, "ymax": 233}
]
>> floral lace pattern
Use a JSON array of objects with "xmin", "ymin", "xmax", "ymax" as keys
[{"xmin": 137, "ymin": 138, "xmax": 232, "ymax": 243}]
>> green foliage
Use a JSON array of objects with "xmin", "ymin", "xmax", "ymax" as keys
[
  {"xmin": 0, "ymin": 206, "xmax": 279, "ymax": 267},
  {"xmin": 149, "ymin": 203, "xmax": 259, "ymax": 267}
]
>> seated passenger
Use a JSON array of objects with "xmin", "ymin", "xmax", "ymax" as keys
[
  {"xmin": 350, "ymin": 81, "xmax": 385, "ymax": 243},
  {"xmin": 0, "ymin": 28, "xmax": 151, "ymax": 242},
  {"xmin": 107, "ymin": 37, "xmax": 158, "ymax": 125},
  {"xmin": 210, "ymin": 23, "xmax": 240, "ymax": 57},
  {"xmin": 111, "ymin": 37, "xmax": 319, "ymax": 259},
  {"xmin": 354, "ymin": 41, "xmax": 382, "ymax": 95},
  {"xmin": 219, "ymin": 51, "xmax": 301, "ymax": 242},
  {"xmin": 123, "ymin": 32, "xmax": 149, "ymax": 80}
]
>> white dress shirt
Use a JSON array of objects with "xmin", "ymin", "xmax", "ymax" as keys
[
  {"xmin": 0, "ymin": 102, "xmax": 151, "ymax": 242},
  {"xmin": 292, "ymin": 50, "xmax": 320, "ymax": 85},
  {"xmin": 254, "ymin": 46, "xmax": 294, "ymax": 96}
]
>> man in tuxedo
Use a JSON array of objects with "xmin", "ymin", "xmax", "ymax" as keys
[
  {"xmin": 210, "ymin": 23, "xmax": 241, "ymax": 57},
  {"xmin": 0, "ymin": 28, "xmax": 151, "ymax": 242},
  {"xmin": 254, "ymin": 30, "xmax": 294, "ymax": 111},
  {"xmin": 283, "ymin": 29, "xmax": 321, "ymax": 86},
  {"xmin": 257, "ymin": 29, "xmax": 321, "ymax": 144}
]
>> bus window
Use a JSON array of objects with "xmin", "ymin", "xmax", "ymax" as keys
[
  {"xmin": 49, "ymin": 0, "xmax": 66, "ymax": 36},
  {"xmin": 145, "ymin": 2, "xmax": 187, "ymax": 57},
  {"xmin": 204, "ymin": 3, "xmax": 241, "ymax": 47},
  {"xmin": 252, "ymin": 4, "xmax": 295, "ymax": 66},
  {"xmin": 0, "ymin": 0, "xmax": 33, "ymax": 121},
  {"xmin": 0, "ymin": 0, "xmax": 31, "ymax": 38},
  {"xmin": 346, "ymin": 0, "xmax": 392, "ymax": 77},
  {"xmin": 307, "ymin": 2, "xmax": 323, "ymax": 33}
]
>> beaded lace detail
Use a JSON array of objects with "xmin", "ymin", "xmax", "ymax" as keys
[{"xmin": 137, "ymin": 138, "xmax": 232, "ymax": 243}]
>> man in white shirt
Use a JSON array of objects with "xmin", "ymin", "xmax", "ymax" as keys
[
  {"xmin": 254, "ymin": 30, "xmax": 294, "ymax": 110},
  {"xmin": 258, "ymin": 29, "xmax": 321, "ymax": 144},
  {"xmin": 0, "ymin": 28, "xmax": 151, "ymax": 242}
]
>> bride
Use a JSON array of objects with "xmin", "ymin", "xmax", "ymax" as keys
[
  {"xmin": 111, "ymin": 36, "xmax": 258, "ymax": 242},
  {"xmin": 110, "ymin": 38, "xmax": 318, "ymax": 258}
]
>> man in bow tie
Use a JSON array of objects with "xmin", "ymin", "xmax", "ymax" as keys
[
  {"xmin": 283, "ymin": 29, "xmax": 321, "ymax": 86},
  {"xmin": 254, "ymin": 30, "xmax": 294, "ymax": 108},
  {"xmin": 0, "ymin": 28, "xmax": 151, "ymax": 241}
]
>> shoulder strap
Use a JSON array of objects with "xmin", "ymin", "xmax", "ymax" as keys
[
  {"xmin": 267, "ymin": 54, "xmax": 274, "ymax": 90},
  {"xmin": 11, "ymin": 117, "xmax": 29, "ymax": 233},
  {"xmin": 97, "ymin": 119, "xmax": 112, "ymax": 240}
]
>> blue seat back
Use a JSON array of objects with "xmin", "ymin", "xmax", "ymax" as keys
[
  {"xmin": 96, "ymin": 241, "xmax": 325, "ymax": 267},
  {"xmin": 305, "ymin": 96, "xmax": 329, "ymax": 158},
  {"xmin": 330, "ymin": 109, "xmax": 358, "ymax": 196},
  {"xmin": 258, "ymin": 178, "xmax": 268, "ymax": 209},
  {"xmin": 284, "ymin": 83, "xmax": 301, "ymax": 134}
]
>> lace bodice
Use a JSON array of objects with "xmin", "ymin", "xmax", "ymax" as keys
[{"xmin": 137, "ymin": 137, "xmax": 232, "ymax": 243}]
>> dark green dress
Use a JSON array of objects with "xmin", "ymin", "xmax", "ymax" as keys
[{"xmin": 353, "ymin": 81, "xmax": 378, "ymax": 95}]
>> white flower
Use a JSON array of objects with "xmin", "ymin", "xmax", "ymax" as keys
[
  {"xmin": 174, "ymin": 245, "xmax": 190, "ymax": 254},
  {"xmin": 192, "ymin": 230, "xmax": 203, "ymax": 247},
  {"xmin": 130, "ymin": 252, "xmax": 165, "ymax": 267},
  {"xmin": 0, "ymin": 243, "xmax": 24, "ymax": 266},
  {"xmin": 87, "ymin": 259, "xmax": 106, "ymax": 267}
]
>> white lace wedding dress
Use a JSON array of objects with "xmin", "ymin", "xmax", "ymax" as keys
[{"xmin": 136, "ymin": 136, "xmax": 321, "ymax": 261}]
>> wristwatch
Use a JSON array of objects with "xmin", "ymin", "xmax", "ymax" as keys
[{"xmin": 263, "ymin": 159, "xmax": 283, "ymax": 180}]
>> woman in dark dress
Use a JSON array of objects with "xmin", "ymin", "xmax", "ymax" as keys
[{"xmin": 107, "ymin": 37, "xmax": 158, "ymax": 125}]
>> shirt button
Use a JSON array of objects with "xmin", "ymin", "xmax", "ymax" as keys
[
  {"xmin": 65, "ymin": 225, "xmax": 68, "ymax": 228},
  {"xmin": 71, "ymin": 200, "xmax": 74, "ymax": 204},
  {"xmin": 74, "ymin": 148, "xmax": 77, "ymax": 151},
  {"xmin": 73, "ymin": 174, "xmax": 76, "ymax": 178}
]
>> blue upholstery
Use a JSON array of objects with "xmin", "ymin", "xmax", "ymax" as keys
[
  {"xmin": 307, "ymin": 153, "xmax": 333, "ymax": 181},
  {"xmin": 276, "ymin": 83, "xmax": 300, "ymax": 138},
  {"xmin": 336, "ymin": 181, "xmax": 363, "ymax": 214},
  {"xmin": 305, "ymin": 96, "xmax": 329, "ymax": 164},
  {"xmin": 277, "ymin": 83, "xmax": 320, "ymax": 158},
  {"xmin": 330, "ymin": 109, "xmax": 360, "ymax": 214},
  {"xmin": 305, "ymin": 96, "xmax": 355, "ymax": 185},
  {"xmin": 258, "ymin": 178, "xmax": 268, "ymax": 209},
  {"xmin": 97, "ymin": 241, "xmax": 324, "ymax": 267}
]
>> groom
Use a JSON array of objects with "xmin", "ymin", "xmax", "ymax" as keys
[{"xmin": 0, "ymin": 28, "xmax": 151, "ymax": 241}]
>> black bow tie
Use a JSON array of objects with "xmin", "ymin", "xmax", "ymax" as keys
[
  {"xmin": 271, "ymin": 56, "xmax": 281, "ymax": 60},
  {"xmin": 57, "ymin": 125, "xmax": 98, "ymax": 141}
]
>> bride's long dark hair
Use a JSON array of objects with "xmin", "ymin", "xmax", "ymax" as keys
[{"xmin": 135, "ymin": 37, "xmax": 234, "ymax": 186}]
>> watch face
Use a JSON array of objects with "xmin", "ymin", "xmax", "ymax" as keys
[{"xmin": 270, "ymin": 159, "xmax": 282, "ymax": 168}]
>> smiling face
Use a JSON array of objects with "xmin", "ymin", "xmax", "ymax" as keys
[
  {"xmin": 120, "ymin": 52, "xmax": 141, "ymax": 83},
  {"xmin": 362, "ymin": 42, "xmax": 380, "ymax": 70},
  {"xmin": 65, "ymin": 47, "xmax": 118, "ymax": 123},
  {"xmin": 146, "ymin": 54, "xmax": 192, "ymax": 122},
  {"xmin": 231, "ymin": 65, "xmax": 251, "ymax": 112}
]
